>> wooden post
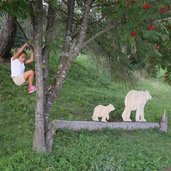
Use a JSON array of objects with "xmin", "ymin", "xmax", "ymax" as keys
[{"xmin": 159, "ymin": 110, "xmax": 168, "ymax": 133}]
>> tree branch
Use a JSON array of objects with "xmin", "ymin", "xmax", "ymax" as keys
[
  {"xmin": 44, "ymin": 0, "xmax": 93, "ymax": 118},
  {"xmin": 155, "ymin": 17, "xmax": 171, "ymax": 23},
  {"xmin": 16, "ymin": 20, "xmax": 29, "ymax": 41},
  {"xmin": 43, "ymin": 2, "xmax": 57, "ymax": 134},
  {"xmin": 83, "ymin": 23, "xmax": 119, "ymax": 49},
  {"xmin": 71, "ymin": 0, "xmax": 93, "ymax": 58},
  {"xmin": 62, "ymin": 0, "xmax": 75, "ymax": 53}
]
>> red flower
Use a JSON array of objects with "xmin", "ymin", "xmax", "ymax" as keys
[
  {"xmin": 160, "ymin": 6, "xmax": 169, "ymax": 14},
  {"xmin": 131, "ymin": 31, "xmax": 137, "ymax": 38},
  {"xmin": 143, "ymin": 3, "xmax": 151, "ymax": 9},
  {"xmin": 147, "ymin": 24, "xmax": 155, "ymax": 31}
]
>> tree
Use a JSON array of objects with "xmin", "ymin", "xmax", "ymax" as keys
[
  {"xmin": 30, "ymin": 0, "xmax": 118, "ymax": 152},
  {"xmin": 87, "ymin": 0, "xmax": 171, "ymax": 81},
  {"xmin": 29, "ymin": 0, "xmax": 95, "ymax": 152},
  {"xmin": 0, "ymin": 13, "xmax": 16, "ymax": 61},
  {"xmin": 1, "ymin": 0, "xmax": 111, "ymax": 152}
]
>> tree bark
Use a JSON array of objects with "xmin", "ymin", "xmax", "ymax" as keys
[
  {"xmin": 31, "ymin": 0, "xmax": 46, "ymax": 153},
  {"xmin": 30, "ymin": 0, "xmax": 93, "ymax": 152},
  {"xmin": 0, "ymin": 13, "xmax": 16, "ymax": 61},
  {"xmin": 43, "ymin": 2, "xmax": 56, "ymax": 92},
  {"xmin": 44, "ymin": 0, "xmax": 76, "ymax": 136},
  {"xmin": 46, "ymin": 0, "xmax": 92, "ymax": 114},
  {"xmin": 43, "ymin": 3, "xmax": 57, "ymax": 151},
  {"xmin": 44, "ymin": 0, "xmax": 93, "ymax": 151}
]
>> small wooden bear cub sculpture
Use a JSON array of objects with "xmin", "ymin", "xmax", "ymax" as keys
[{"xmin": 92, "ymin": 104, "xmax": 115, "ymax": 122}]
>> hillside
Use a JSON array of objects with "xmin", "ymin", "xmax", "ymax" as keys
[{"xmin": 0, "ymin": 55, "xmax": 171, "ymax": 170}]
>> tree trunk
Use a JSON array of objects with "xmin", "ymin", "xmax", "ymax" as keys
[
  {"xmin": 31, "ymin": 0, "xmax": 46, "ymax": 153},
  {"xmin": 44, "ymin": 0, "xmax": 93, "ymax": 151},
  {"xmin": 44, "ymin": 0, "xmax": 76, "ymax": 151},
  {"xmin": 0, "ymin": 13, "xmax": 16, "ymax": 61},
  {"xmin": 43, "ymin": 3, "xmax": 57, "ymax": 150},
  {"xmin": 45, "ymin": 0, "xmax": 92, "ymax": 112},
  {"xmin": 30, "ymin": 0, "xmax": 93, "ymax": 152}
]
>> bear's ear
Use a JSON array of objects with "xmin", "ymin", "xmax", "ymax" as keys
[{"xmin": 109, "ymin": 104, "xmax": 113, "ymax": 107}]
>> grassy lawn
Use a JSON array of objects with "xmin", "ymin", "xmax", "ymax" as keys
[{"xmin": 0, "ymin": 55, "xmax": 171, "ymax": 171}]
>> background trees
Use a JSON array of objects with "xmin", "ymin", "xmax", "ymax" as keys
[
  {"xmin": 0, "ymin": 0, "xmax": 29, "ymax": 60},
  {"xmin": 0, "ymin": 13, "xmax": 16, "ymax": 61},
  {"xmin": 87, "ymin": 0, "xmax": 171, "ymax": 82}
]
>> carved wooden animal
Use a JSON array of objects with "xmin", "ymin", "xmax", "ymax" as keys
[
  {"xmin": 122, "ymin": 90, "xmax": 152, "ymax": 122},
  {"xmin": 92, "ymin": 104, "xmax": 115, "ymax": 122}
]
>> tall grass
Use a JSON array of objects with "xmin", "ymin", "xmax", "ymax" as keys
[{"xmin": 0, "ymin": 54, "xmax": 171, "ymax": 170}]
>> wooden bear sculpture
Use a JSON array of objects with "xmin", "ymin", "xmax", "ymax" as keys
[
  {"xmin": 122, "ymin": 90, "xmax": 152, "ymax": 122},
  {"xmin": 92, "ymin": 104, "xmax": 115, "ymax": 122}
]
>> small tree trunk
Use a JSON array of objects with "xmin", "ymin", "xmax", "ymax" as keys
[
  {"xmin": 31, "ymin": 0, "xmax": 92, "ymax": 152},
  {"xmin": 31, "ymin": 0, "xmax": 46, "ymax": 153},
  {"xmin": 42, "ymin": 3, "xmax": 57, "ymax": 149},
  {"xmin": 0, "ymin": 13, "xmax": 16, "ymax": 61},
  {"xmin": 44, "ymin": 1, "xmax": 92, "ymax": 151},
  {"xmin": 32, "ymin": 41, "xmax": 46, "ymax": 152},
  {"xmin": 44, "ymin": 0, "xmax": 76, "ymax": 151}
]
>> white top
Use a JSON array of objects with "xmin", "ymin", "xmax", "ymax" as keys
[{"xmin": 11, "ymin": 58, "xmax": 25, "ymax": 77}]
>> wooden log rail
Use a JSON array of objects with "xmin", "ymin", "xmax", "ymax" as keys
[
  {"xmin": 51, "ymin": 120, "xmax": 160, "ymax": 131},
  {"xmin": 46, "ymin": 114, "xmax": 168, "ymax": 152}
]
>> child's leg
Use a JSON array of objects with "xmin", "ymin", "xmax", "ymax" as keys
[{"xmin": 23, "ymin": 70, "xmax": 34, "ymax": 87}]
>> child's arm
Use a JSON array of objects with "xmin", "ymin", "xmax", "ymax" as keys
[
  {"xmin": 12, "ymin": 43, "xmax": 28, "ymax": 60},
  {"xmin": 25, "ymin": 50, "xmax": 34, "ymax": 64}
]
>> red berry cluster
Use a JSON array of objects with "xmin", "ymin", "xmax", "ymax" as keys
[
  {"xmin": 131, "ymin": 3, "xmax": 170, "ymax": 39},
  {"xmin": 131, "ymin": 31, "xmax": 137, "ymax": 38},
  {"xmin": 160, "ymin": 6, "xmax": 169, "ymax": 14},
  {"xmin": 143, "ymin": 3, "xmax": 151, "ymax": 9},
  {"xmin": 147, "ymin": 24, "xmax": 155, "ymax": 31}
]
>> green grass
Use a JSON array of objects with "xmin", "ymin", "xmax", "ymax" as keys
[{"xmin": 0, "ymin": 55, "xmax": 171, "ymax": 171}]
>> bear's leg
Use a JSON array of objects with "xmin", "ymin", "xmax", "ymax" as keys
[
  {"xmin": 106, "ymin": 114, "xmax": 109, "ymax": 121},
  {"xmin": 92, "ymin": 114, "xmax": 99, "ymax": 121},
  {"xmin": 101, "ymin": 114, "xmax": 108, "ymax": 122},
  {"xmin": 121, "ymin": 109, "xmax": 127, "ymax": 121},
  {"xmin": 125, "ymin": 110, "xmax": 132, "ymax": 121},
  {"xmin": 136, "ymin": 108, "xmax": 146, "ymax": 122},
  {"xmin": 122, "ymin": 108, "xmax": 132, "ymax": 121},
  {"xmin": 139, "ymin": 107, "xmax": 146, "ymax": 122},
  {"xmin": 135, "ymin": 109, "xmax": 141, "ymax": 121}
]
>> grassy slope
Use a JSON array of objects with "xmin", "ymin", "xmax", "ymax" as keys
[{"xmin": 0, "ymin": 55, "xmax": 171, "ymax": 171}]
